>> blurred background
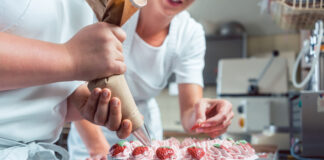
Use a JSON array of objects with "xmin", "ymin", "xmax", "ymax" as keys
[{"xmin": 155, "ymin": 0, "xmax": 324, "ymax": 159}]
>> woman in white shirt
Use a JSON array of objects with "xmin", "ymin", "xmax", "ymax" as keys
[
  {"xmin": 68, "ymin": 0, "xmax": 234, "ymax": 159},
  {"xmin": 0, "ymin": 0, "xmax": 132, "ymax": 159}
]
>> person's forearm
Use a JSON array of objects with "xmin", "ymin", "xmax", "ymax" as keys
[
  {"xmin": 178, "ymin": 84, "xmax": 203, "ymax": 132},
  {"xmin": 0, "ymin": 32, "xmax": 75, "ymax": 91},
  {"xmin": 74, "ymin": 120, "xmax": 110, "ymax": 156}
]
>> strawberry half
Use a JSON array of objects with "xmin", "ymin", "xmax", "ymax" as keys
[
  {"xmin": 132, "ymin": 146, "xmax": 148, "ymax": 156},
  {"xmin": 156, "ymin": 147, "xmax": 174, "ymax": 160},
  {"xmin": 187, "ymin": 146, "xmax": 205, "ymax": 160},
  {"xmin": 110, "ymin": 140, "xmax": 127, "ymax": 156},
  {"xmin": 191, "ymin": 123, "xmax": 201, "ymax": 131}
]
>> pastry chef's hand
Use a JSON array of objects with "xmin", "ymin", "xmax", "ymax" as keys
[
  {"xmin": 192, "ymin": 98, "xmax": 234, "ymax": 138},
  {"xmin": 67, "ymin": 85, "xmax": 132, "ymax": 139},
  {"xmin": 64, "ymin": 22, "xmax": 126, "ymax": 81},
  {"xmin": 86, "ymin": 154, "xmax": 107, "ymax": 160}
]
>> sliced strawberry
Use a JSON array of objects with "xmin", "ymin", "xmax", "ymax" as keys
[
  {"xmin": 156, "ymin": 147, "xmax": 174, "ymax": 160},
  {"xmin": 187, "ymin": 146, "xmax": 205, "ymax": 160},
  {"xmin": 191, "ymin": 123, "xmax": 201, "ymax": 131},
  {"xmin": 132, "ymin": 146, "xmax": 148, "ymax": 156}
]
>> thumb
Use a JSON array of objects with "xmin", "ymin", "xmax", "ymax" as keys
[{"xmin": 194, "ymin": 100, "xmax": 208, "ymax": 124}]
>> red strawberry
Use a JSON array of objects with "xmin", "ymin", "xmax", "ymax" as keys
[
  {"xmin": 132, "ymin": 146, "xmax": 148, "ymax": 156},
  {"xmin": 187, "ymin": 146, "xmax": 205, "ymax": 160},
  {"xmin": 156, "ymin": 147, "xmax": 174, "ymax": 160},
  {"xmin": 110, "ymin": 140, "xmax": 127, "ymax": 156},
  {"xmin": 191, "ymin": 123, "xmax": 201, "ymax": 131}
]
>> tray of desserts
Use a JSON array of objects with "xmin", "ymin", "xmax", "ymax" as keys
[{"xmin": 108, "ymin": 137, "xmax": 266, "ymax": 160}]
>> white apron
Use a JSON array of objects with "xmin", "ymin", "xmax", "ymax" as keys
[
  {"xmin": 0, "ymin": 0, "xmax": 95, "ymax": 159},
  {"xmin": 0, "ymin": 137, "xmax": 68, "ymax": 160}
]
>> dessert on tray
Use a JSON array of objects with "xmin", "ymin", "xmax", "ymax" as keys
[{"xmin": 109, "ymin": 138, "xmax": 258, "ymax": 160}]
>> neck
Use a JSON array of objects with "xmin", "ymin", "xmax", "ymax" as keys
[{"xmin": 136, "ymin": 8, "xmax": 172, "ymax": 38}]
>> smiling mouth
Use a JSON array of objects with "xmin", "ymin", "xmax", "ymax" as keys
[{"xmin": 169, "ymin": 0, "xmax": 183, "ymax": 4}]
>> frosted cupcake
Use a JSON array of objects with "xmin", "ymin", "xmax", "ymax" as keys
[
  {"xmin": 154, "ymin": 146, "xmax": 180, "ymax": 160},
  {"xmin": 129, "ymin": 140, "xmax": 143, "ymax": 150},
  {"xmin": 152, "ymin": 138, "xmax": 180, "ymax": 150},
  {"xmin": 180, "ymin": 145, "xmax": 206, "ymax": 160},
  {"xmin": 109, "ymin": 140, "xmax": 132, "ymax": 160},
  {"xmin": 130, "ymin": 146, "xmax": 154, "ymax": 160},
  {"xmin": 205, "ymin": 143, "xmax": 234, "ymax": 160},
  {"xmin": 180, "ymin": 138, "xmax": 201, "ymax": 148},
  {"xmin": 230, "ymin": 140, "xmax": 258, "ymax": 160}
]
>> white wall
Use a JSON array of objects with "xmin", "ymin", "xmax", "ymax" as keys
[{"xmin": 187, "ymin": 0, "xmax": 295, "ymax": 36}]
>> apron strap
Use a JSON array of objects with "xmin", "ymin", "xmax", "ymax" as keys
[
  {"xmin": 0, "ymin": 137, "xmax": 69, "ymax": 160},
  {"xmin": 38, "ymin": 142, "xmax": 69, "ymax": 160}
]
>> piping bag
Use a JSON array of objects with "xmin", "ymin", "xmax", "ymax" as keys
[{"xmin": 86, "ymin": 0, "xmax": 151, "ymax": 146}]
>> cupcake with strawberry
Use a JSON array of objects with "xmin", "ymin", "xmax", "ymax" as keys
[
  {"xmin": 154, "ymin": 146, "xmax": 180, "ymax": 160},
  {"xmin": 109, "ymin": 140, "xmax": 132, "ymax": 160},
  {"xmin": 129, "ymin": 140, "xmax": 143, "ymax": 150},
  {"xmin": 181, "ymin": 146, "xmax": 206, "ymax": 160},
  {"xmin": 230, "ymin": 140, "xmax": 258, "ymax": 160},
  {"xmin": 205, "ymin": 143, "xmax": 234, "ymax": 159},
  {"xmin": 180, "ymin": 138, "xmax": 201, "ymax": 148},
  {"xmin": 130, "ymin": 146, "xmax": 154, "ymax": 160}
]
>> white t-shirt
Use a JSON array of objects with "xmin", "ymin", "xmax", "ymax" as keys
[
  {"xmin": 0, "ymin": 0, "xmax": 93, "ymax": 152},
  {"xmin": 68, "ymin": 10, "xmax": 206, "ymax": 159}
]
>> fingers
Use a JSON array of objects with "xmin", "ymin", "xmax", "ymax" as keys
[
  {"xmin": 94, "ymin": 89, "xmax": 111, "ymax": 125},
  {"xmin": 86, "ymin": 155, "xmax": 107, "ymax": 160},
  {"xmin": 197, "ymin": 119, "xmax": 232, "ymax": 134},
  {"xmin": 107, "ymin": 97, "xmax": 122, "ymax": 131},
  {"xmin": 113, "ymin": 47, "xmax": 124, "ymax": 62},
  {"xmin": 117, "ymin": 119, "xmax": 132, "ymax": 139},
  {"xmin": 204, "ymin": 100, "xmax": 233, "ymax": 126},
  {"xmin": 203, "ymin": 113, "xmax": 227, "ymax": 127},
  {"xmin": 191, "ymin": 99, "xmax": 233, "ymax": 136},
  {"xmin": 83, "ymin": 88, "xmax": 101, "ymax": 121},
  {"xmin": 208, "ymin": 128, "xmax": 228, "ymax": 138},
  {"xmin": 111, "ymin": 61, "xmax": 127, "ymax": 75},
  {"xmin": 194, "ymin": 100, "xmax": 208, "ymax": 123},
  {"xmin": 109, "ymin": 23, "xmax": 126, "ymax": 42}
]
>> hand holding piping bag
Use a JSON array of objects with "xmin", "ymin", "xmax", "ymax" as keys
[{"xmin": 86, "ymin": 0, "xmax": 151, "ymax": 145}]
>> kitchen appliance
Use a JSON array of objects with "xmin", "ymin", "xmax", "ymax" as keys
[
  {"xmin": 289, "ymin": 20, "xmax": 324, "ymax": 159},
  {"xmin": 203, "ymin": 22, "xmax": 247, "ymax": 85},
  {"xmin": 203, "ymin": 35, "xmax": 246, "ymax": 85},
  {"xmin": 217, "ymin": 56, "xmax": 290, "ymax": 134},
  {"xmin": 299, "ymin": 92, "xmax": 324, "ymax": 158},
  {"xmin": 86, "ymin": 0, "xmax": 151, "ymax": 146}
]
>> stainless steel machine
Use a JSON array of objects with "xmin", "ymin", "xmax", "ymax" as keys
[
  {"xmin": 300, "ymin": 92, "xmax": 324, "ymax": 158},
  {"xmin": 291, "ymin": 20, "xmax": 324, "ymax": 159}
]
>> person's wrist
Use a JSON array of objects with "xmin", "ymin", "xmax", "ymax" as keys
[{"xmin": 60, "ymin": 42, "xmax": 81, "ymax": 81}]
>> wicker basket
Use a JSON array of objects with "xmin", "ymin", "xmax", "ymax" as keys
[{"xmin": 270, "ymin": 0, "xmax": 324, "ymax": 30}]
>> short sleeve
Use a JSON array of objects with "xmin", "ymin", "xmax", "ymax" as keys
[
  {"xmin": 0, "ymin": 0, "xmax": 31, "ymax": 31},
  {"xmin": 174, "ymin": 23, "xmax": 206, "ymax": 87}
]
